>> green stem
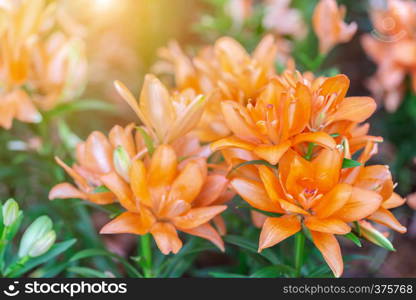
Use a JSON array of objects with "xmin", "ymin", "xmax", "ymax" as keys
[
  {"xmin": 0, "ymin": 227, "xmax": 9, "ymax": 274},
  {"xmin": 4, "ymin": 255, "xmax": 29, "ymax": 278},
  {"xmin": 140, "ymin": 234, "xmax": 152, "ymax": 278},
  {"xmin": 294, "ymin": 232, "xmax": 305, "ymax": 278}
]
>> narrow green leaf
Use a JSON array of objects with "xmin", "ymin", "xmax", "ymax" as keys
[
  {"xmin": 342, "ymin": 158, "xmax": 362, "ymax": 169},
  {"xmin": 343, "ymin": 232, "xmax": 362, "ymax": 247}
]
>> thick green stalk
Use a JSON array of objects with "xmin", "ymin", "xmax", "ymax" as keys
[
  {"xmin": 140, "ymin": 234, "xmax": 152, "ymax": 278},
  {"xmin": 294, "ymin": 231, "xmax": 305, "ymax": 278}
]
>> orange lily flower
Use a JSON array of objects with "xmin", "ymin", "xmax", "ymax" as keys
[
  {"xmin": 361, "ymin": 0, "xmax": 416, "ymax": 111},
  {"xmin": 100, "ymin": 144, "xmax": 228, "ymax": 254},
  {"xmin": 211, "ymin": 77, "xmax": 337, "ymax": 165},
  {"xmin": 342, "ymin": 141, "xmax": 407, "ymax": 235},
  {"xmin": 114, "ymin": 74, "xmax": 207, "ymax": 145},
  {"xmin": 312, "ymin": 0, "xmax": 357, "ymax": 54},
  {"xmin": 49, "ymin": 124, "xmax": 143, "ymax": 204},
  {"xmin": 155, "ymin": 35, "xmax": 278, "ymax": 141},
  {"xmin": 230, "ymin": 148, "xmax": 383, "ymax": 277}
]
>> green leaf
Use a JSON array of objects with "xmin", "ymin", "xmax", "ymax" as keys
[
  {"xmin": 342, "ymin": 158, "xmax": 362, "ymax": 169},
  {"xmin": 69, "ymin": 248, "xmax": 142, "ymax": 278},
  {"xmin": 229, "ymin": 160, "xmax": 277, "ymax": 176},
  {"xmin": 7, "ymin": 239, "xmax": 76, "ymax": 277},
  {"xmin": 210, "ymin": 272, "xmax": 248, "ymax": 278},
  {"xmin": 224, "ymin": 235, "xmax": 281, "ymax": 264},
  {"xmin": 343, "ymin": 232, "xmax": 362, "ymax": 247},
  {"xmin": 250, "ymin": 265, "xmax": 295, "ymax": 278},
  {"xmin": 137, "ymin": 127, "xmax": 155, "ymax": 156},
  {"xmin": 67, "ymin": 266, "xmax": 109, "ymax": 278}
]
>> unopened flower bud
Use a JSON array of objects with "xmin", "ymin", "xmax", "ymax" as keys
[
  {"xmin": 18, "ymin": 216, "xmax": 54, "ymax": 258},
  {"xmin": 113, "ymin": 145, "xmax": 131, "ymax": 182},
  {"xmin": 2, "ymin": 198, "xmax": 20, "ymax": 226},
  {"xmin": 28, "ymin": 230, "xmax": 56, "ymax": 257}
]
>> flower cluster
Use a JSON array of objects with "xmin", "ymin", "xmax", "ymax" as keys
[
  {"xmin": 50, "ymin": 0, "xmax": 407, "ymax": 277},
  {"xmin": 0, "ymin": 0, "xmax": 86, "ymax": 129}
]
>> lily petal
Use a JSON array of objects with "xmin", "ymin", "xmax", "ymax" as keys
[
  {"xmin": 253, "ymin": 141, "xmax": 291, "ymax": 165},
  {"xmin": 258, "ymin": 215, "xmax": 301, "ymax": 252},
  {"xmin": 382, "ymin": 192, "xmax": 406, "ymax": 209},
  {"xmin": 310, "ymin": 231, "xmax": 343, "ymax": 278},
  {"xmin": 150, "ymin": 222, "xmax": 183, "ymax": 255},
  {"xmin": 193, "ymin": 175, "xmax": 229, "ymax": 207},
  {"xmin": 305, "ymin": 216, "xmax": 351, "ymax": 234},
  {"xmin": 100, "ymin": 211, "xmax": 154, "ymax": 235},
  {"xmin": 368, "ymin": 208, "xmax": 407, "ymax": 233},
  {"xmin": 173, "ymin": 205, "xmax": 227, "ymax": 229},
  {"xmin": 130, "ymin": 159, "xmax": 152, "ymax": 207},
  {"xmin": 169, "ymin": 160, "xmax": 205, "ymax": 203},
  {"xmin": 49, "ymin": 183, "xmax": 86, "ymax": 200},
  {"xmin": 148, "ymin": 144, "xmax": 177, "ymax": 187},
  {"xmin": 333, "ymin": 187, "xmax": 382, "ymax": 222},
  {"xmin": 329, "ymin": 97, "xmax": 376, "ymax": 123},
  {"xmin": 314, "ymin": 183, "xmax": 352, "ymax": 218},
  {"xmin": 180, "ymin": 223, "xmax": 224, "ymax": 251},
  {"xmin": 230, "ymin": 178, "xmax": 282, "ymax": 213},
  {"xmin": 100, "ymin": 172, "xmax": 136, "ymax": 211}
]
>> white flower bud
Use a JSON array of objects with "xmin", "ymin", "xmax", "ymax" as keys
[
  {"xmin": 28, "ymin": 230, "xmax": 56, "ymax": 257},
  {"xmin": 18, "ymin": 216, "xmax": 53, "ymax": 258},
  {"xmin": 2, "ymin": 198, "xmax": 20, "ymax": 226}
]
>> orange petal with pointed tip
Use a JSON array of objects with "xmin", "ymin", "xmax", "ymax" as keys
[
  {"xmin": 49, "ymin": 183, "xmax": 86, "ymax": 200},
  {"xmin": 305, "ymin": 216, "xmax": 351, "ymax": 234},
  {"xmin": 180, "ymin": 223, "xmax": 224, "ymax": 251},
  {"xmin": 100, "ymin": 172, "xmax": 136, "ymax": 212},
  {"xmin": 100, "ymin": 211, "xmax": 154, "ymax": 235},
  {"xmin": 139, "ymin": 74, "xmax": 176, "ymax": 141},
  {"xmin": 333, "ymin": 187, "xmax": 382, "ymax": 222},
  {"xmin": 258, "ymin": 215, "xmax": 301, "ymax": 252},
  {"xmin": 169, "ymin": 161, "xmax": 205, "ymax": 203},
  {"xmin": 210, "ymin": 136, "xmax": 256, "ymax": 152},
  {"xmin": 382, "ymin": 192, "xmax": 406, "ymax": 209},
  {"xmin": 330, "ymin": 97, "xmax": 376, "ymax": 123},
  {"xmin": 292, "ymin": 132, "xmax": 336, "ymax": 150},
  {"xmin": 368, "ymin": 208, "xmax": 407, "ymax": 233},
  {"xmin": 230, "ymin": 178, "xmax": 281, "ymax": 213},
  {"xmin": 130, "ymin": 159, "xmax": 152, "ymax": 207},
  {"xmin": 314, "ymin": 183, "xmax": 352, "ymax": 218},
  {"xmin": 54, "ymin": 157, "xmax": 89, "ymax": 191},
  {"xmin": 310, "ymin": 231, "xmax": 343, "ymax": 278},
  {"xmin": 173, "ymin": 205, "xmax": 227, "ymax": 229},
  {"xmin": 150, "ymin": 222, "xmax": 183, "ymax": 255},
  {"xmin": 84, "ymin": 131, "xmax": 113, "ymax": 174},
  {"xmin": 148, "ymin": 144, "xmax": 177, "ymax": 187},
  {"xmin": 87, "ymin": 192, "xmax": 116, "ymax": 205},
  {"xmin": 253, "ymin": 141, "xmax": 291, "ymax": 165}
]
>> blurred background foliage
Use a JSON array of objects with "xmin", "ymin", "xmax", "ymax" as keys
[{"xmin": 0, "ymin": 0, "xmax": 414, "ymax": 277}]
